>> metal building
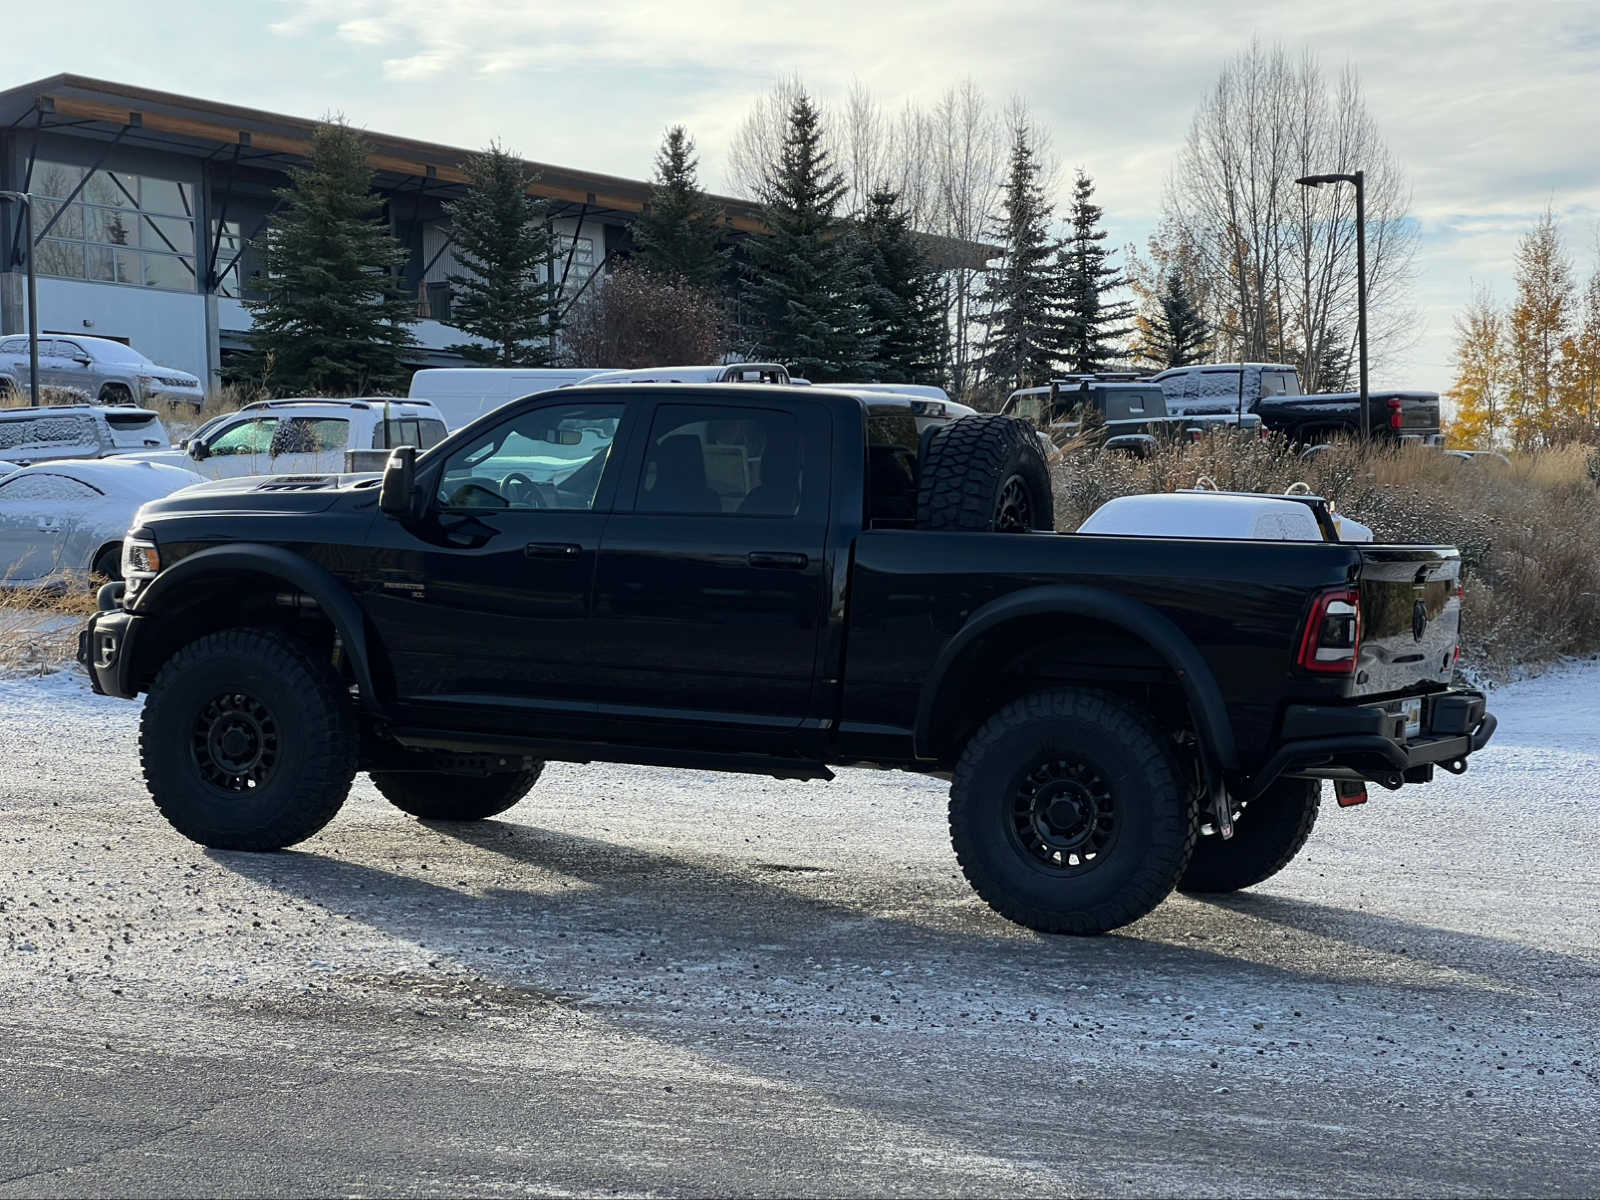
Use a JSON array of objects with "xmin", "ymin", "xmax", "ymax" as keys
[{"xmin": 0, "ymin": 75, "xmax": 985, "ymax": 391}]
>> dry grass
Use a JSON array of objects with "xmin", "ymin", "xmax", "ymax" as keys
[
  {"xmin": 0, "ymin": 581, "xmax": 98, "ymax": 677},
  {"xmin": 1053, "ymin": 434, "xmax": 1600, "ymax": 683}
]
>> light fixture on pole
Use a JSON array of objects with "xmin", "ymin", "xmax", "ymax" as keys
[
  {"xmin": 0, "ymin": 190, "xmax": 40, "ymax": 407},
  {"xmin": 1295, "ymin": 170, "xmax": 1367, "ymax": 441}
]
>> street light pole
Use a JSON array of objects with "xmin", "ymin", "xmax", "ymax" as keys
[
  {"xmin": 0, "ymin": 190, "xmax": 41, "ymax": 407},
  {"xmin": 1295, "ymin": 170, "xmax": 1369, "ymax": 440}
]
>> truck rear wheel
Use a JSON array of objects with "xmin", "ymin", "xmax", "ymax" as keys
[
  {"xmin": 370, "ymin": 766, "xmax": 544, "ymax": 822},
  {"xmin": 140, "ymin": 627, "xmax": 358, "ymax": 851},
  {"xmin": 948, "ymin": 688, "xmax": 1197, "ymax": 935},
  {"xmin": 917, "ymin": 415, "xmax": 1055, "ymax": 532},
  {"xmin": 1178, "ymin": 779, "xmax": 1320, "ymax": 894}
]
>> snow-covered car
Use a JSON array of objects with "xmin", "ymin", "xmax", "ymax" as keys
[
  {"xmin": 0, "ymin": 459, "xmax": 17, "ymax": 479},
  {"xmin": 119, "ymin": 398, "xmax": 448, "ymax": 480},
  {"xmin": 0, "ymin": 458, "xmax": 203, "ymax": 585},
  {"xmin": 0, "ymin": 404, "xmax": 170, "ymax": 465},
  {"xmin": 0, "ymin": 334, "xmax": 204, "ymax": 410}
]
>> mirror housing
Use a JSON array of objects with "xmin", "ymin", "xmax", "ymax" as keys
[
  {"xmin": 378, "ymin": 445, "xmax": 417, "ymax": 517},
  {"xmin": 189, "ymin": 441, "xmax": 210, "ymax": 461}
]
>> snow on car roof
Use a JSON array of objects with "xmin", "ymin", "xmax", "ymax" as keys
[{"xmin": 6, "ymin": 457, "xmax": 205, "ymax": 499}]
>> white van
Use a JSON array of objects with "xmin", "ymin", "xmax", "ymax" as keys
[{"xmin": 407, "ymin": 367, "xmax": 604, "ymax": 429}]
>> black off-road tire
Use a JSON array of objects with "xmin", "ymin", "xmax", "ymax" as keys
[
  {"xmin": 370, "ymin": 766, "xmax": 544, "ymax": 822},
  {"xmin": 99, "ymin": 383, "xmax": 133, "ymax": 406},
  {"xmin": 1178, "ymin": 779, "xmax": 1321, "ymax": 894},
  {"xmin": 949, "ymin": 688, "xmax": 1197, "ymax": 935},
  {"xmin": 917, "ymin": 415, "xmax": 1055, "ymax": 532},
  {"xmin": 140, "ymin": 627, "xmax": 358, "ymax": 851}
]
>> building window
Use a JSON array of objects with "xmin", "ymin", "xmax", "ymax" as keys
[
  {"xmin": 211, "ymin": 220, "xmax": 247, "ymax": 297},
  {"xmin": 551, "ymin": 233, "xmax": 595, "ymax": 295},
  {"xmin": 30, "ymin": 160, "xmax": 198, "ymax": 293},
  {"xmin": 425, "ymin": 281, "xmax": 452, "ymax": 323}
]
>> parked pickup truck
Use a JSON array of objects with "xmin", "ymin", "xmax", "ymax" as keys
[
  {"xmin": 1002, "ymin": 378, "xmax": 1263, "ymax": 452},
  {"xmin": 1149, "ymin": 363, "xmax": 1441, "ymax": 443},
  {"xmin": 79, "ymin": 385, "xmax": 1495, "ymax": 935},
  {"xmin": 121, "ymin": 398, "xmax": 449, "ymax": 479}
]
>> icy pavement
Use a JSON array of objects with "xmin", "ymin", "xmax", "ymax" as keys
[{"xmin": 0, "ymin": 666, "xmax": 1595, "ymax": 1196}]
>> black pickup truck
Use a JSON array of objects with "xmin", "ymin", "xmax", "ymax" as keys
[
  {"xmin": 1149, "ymin": 363, "xmax": 1442, "ymax": 443},
  {"xmin": 80, "ymin": 385, "xmax": 1495, "ymax": 935}
]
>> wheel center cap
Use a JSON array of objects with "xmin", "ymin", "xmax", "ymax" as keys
[
  {"xmin": 1045, "ymin": 795, "xmax": 1085, "ymax": 834},
  {"xmin": 220, "ymin": 726, "xmax": 252, "ymax": 759}
]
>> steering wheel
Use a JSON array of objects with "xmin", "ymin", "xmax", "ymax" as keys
[
  {"xmin": 447, "ymin": 480, "xmax": 509, "ymax": 509},
  {"xmin": 500, "ymin": 472, "xmax": 546, "ymax": 508}
]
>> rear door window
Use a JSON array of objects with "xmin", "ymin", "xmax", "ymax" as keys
[
  {"xmin": 373, "ymin": 417, "xmax": 449, "ymax": 450},
  {"xmin": 271, "ymin": 417, "xmax": 348, "ymax": 455},
  {"xmin": 635, "ymin": 404, "xmax": 805, "ymax": 517}
]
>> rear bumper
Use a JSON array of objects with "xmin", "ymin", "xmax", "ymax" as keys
[
  {"xmin": 76, "ymin": 605, "xmax": 141, "ymax": 700},
  {"xmin": 1252, "ymin": 688, "xmax": 1494, "ymax": 797}
]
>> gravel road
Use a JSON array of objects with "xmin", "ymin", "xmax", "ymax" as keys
[{"xmin": 0, "ymin": 665, "xmax": 1596, "ymax": 1197}]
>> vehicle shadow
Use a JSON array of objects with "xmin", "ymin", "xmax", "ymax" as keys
[
  {"xmin": 1191, "ymin": 892, "xmax": 1600, "ymax": 1002},
  {"xmin": 209, "ymin": 819, "xmax": 1600, "ymax": 1190},
  {"xmin": 210, "ymin": 815, "xmax": 1565, "ymax": 1006}
]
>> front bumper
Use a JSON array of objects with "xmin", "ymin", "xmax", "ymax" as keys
[
  {"xmin": 1252, "ymin": 688, "xmax": 1495, "ymax": 798},
  {"xmin": 76, "ymin": 605, "xmax": 141, "ymax": 700}
]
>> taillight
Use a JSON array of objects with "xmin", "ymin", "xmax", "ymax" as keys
[
  {"xmin": 1388, "ymin": 397, "xmax": 1403, "ymax": 430},
  {"xmin": 1298, "ymin": 587, "xmax": 1362, "ymax": 674}
]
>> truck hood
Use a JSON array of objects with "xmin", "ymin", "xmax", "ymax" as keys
[{"xmin": 140, "ymin": 472, "xmax": 381, "ymax": 518}]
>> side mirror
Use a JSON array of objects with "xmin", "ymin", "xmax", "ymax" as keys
[
  {"xmin": 74, "ymin": 355, "xmax": 92, "ymax": 366},
  {"xmin": 378, "ymin": 445, "xmax": 417, "ymax": 517},
  {"xmin": 189, "ymin": 441, "xmax": 210, "ymax": 461}
]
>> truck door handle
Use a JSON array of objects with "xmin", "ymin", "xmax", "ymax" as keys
[
  {"xmin": 525, "ymin": 542, "xmax": 582, "ymax": 559},
  {"xmin": 748, "ymin": 551, "xmax": 808, "ymax": 570}
]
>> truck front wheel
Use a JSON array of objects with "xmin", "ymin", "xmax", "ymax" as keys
[
  {"xmin": 370, "ymin": 766, "xmax": 544, "ymax": 822},
  {"xmin": 140, "ymin": 627, "xmax": 358, "ymax": 851},
  {"xmin": 948, "ymin": 688, "xmax": 1197, "ymax": 935},
  {"xmin": 1178, "ymin": 779, "xmax": 1320, "ymax": 894}
]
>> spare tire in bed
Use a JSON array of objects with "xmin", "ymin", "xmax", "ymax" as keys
[{"xmin": 915, "ymin": 415, "xmax": 1055, "ymax": 532}]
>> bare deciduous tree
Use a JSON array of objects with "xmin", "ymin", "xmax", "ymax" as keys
[
  {"xmin": 562, "ymin": 262, "xmax": 728, "ymax": 368},
  {"xmin": 1166, "ymin": 42, "xmax": 1417, "ymax": 388}
]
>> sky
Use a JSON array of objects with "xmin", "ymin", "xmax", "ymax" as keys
[{"xmin": 8, "ymin": 0, "xmax": 1600, "ymax": 391}]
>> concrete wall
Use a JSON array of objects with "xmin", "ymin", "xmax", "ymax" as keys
[{"xmin": 38, "ymin": 278, "xmax": 209, "ymax": 380}]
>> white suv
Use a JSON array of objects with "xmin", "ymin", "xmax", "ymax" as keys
[
  {"xmin": 0, "ymin": 334, "xmax": 204, "ymax": 409},
  {"xmin": 123, "ymin": 398, "xmax": 449, "ymax": 479}
]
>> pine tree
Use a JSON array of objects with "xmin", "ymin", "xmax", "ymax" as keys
[
  {"xmin": 444, "ymin": 143, "xmax": 561, "ymax": 365},
  {"xmin": 974, "ymin": 119, "xmax": 1059, "ymax": 394},
  {"xmin": 1056, "ymin": 169, "xmax": 1131, "ymax": 374},
  {"xmin": 1136, "ymin": 266, "xmax": 1210, "ymax": 369},
  {"xmin": 633, "ymin": 126, "xmax": 729, "ymax": 292},
  {"xmin": 859, "ymin": 188, "xmax": 947, "ymax": 384},
  {"xmin": 245, "ymin": 119, "xmax": 416, "ymax": 395},
  {"xmin": 1314, "ymin": 326, "xmax": 1354, "ymax": 392},
  {"xmin": 742, "ymin": 92, "xmax": 876, "ymax": 381}
]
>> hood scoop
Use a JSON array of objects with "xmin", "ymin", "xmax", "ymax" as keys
[{"xmin": 253, "ymin": 475, "xmax": 339, "ymax": 492}]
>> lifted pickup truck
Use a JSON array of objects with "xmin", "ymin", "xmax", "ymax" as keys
[
  {"xmin": 1150, "ymin": 363, "xmax": 1441, "ymax": 443},
  {"xmin": 79, "ymin": 385, "xmax": 1495, "ymax": 935}
]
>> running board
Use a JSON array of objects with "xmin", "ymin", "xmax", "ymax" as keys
[{"xmin": 385, "ymin": 728, "xmax": 835, "ymax": 782}]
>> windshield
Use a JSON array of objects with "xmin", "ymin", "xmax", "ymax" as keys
[{"xmin": 85, "ymin": 341, "xmax": 152, "ymax": 366}]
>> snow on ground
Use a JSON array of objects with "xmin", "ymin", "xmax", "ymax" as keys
[{"xmin": 0, "ymin": 663, "xmax": 1595, "ymax": 1195}]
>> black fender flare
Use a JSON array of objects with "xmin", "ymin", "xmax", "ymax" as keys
[
  {"xmin": 913, "ymin": 584, "xmax": 1240, "ymax": 772},
  {"xmin": 132, "ymin": 543, "xmax": 383, "ymax": 711}
]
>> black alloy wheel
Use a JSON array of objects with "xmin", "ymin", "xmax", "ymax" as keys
[
  {"xmin": 1009, "ymin": 754, "xmax": 1117, "ymax": 874},
  {"xmin": 994, "ymin": 473, "xmax": 1036, "ymax": 533},
  {"xmin": 192, "ymin": 691, "xmax": 281, "ymax": 792}
]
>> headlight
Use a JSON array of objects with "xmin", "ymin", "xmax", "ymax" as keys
[{"xmin": 122, "ymin": 532, "xmax": 161, "ymax": 579}]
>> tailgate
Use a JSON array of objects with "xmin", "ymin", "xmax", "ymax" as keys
[
  {"xmin": 1397, "ymin": 392, "xmax": 1440, "ymax": 435},
  {"xmin": 1353, "ymin": 547, "xmax": 1459, "ymax": 695}
]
